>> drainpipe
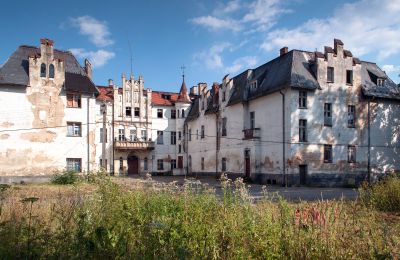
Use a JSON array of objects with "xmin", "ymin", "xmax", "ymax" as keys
[
  {"xmin": 367, "ymin": 99, "xmax": 371, "ymax": 184},
  {"xmin": 279, "ymin": 89, "xmax": 286, "ymax": 187},
  {"xmin": 111, "ymin": 98, "xmax": 115, "ymax": 176},
  {"xmin": 87, "ymin": 95, "xmax": 90, "ymax": 173}
]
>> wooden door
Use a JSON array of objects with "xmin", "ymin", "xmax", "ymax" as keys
[
  {"xmin": 178, "ymin": 156, "xmax": 183, "ymax": 169},
  {"xmin": 128, "ymin": 156, "xmax": 139, "ymax": 175}
]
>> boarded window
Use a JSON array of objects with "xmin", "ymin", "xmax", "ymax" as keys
[
  {"xmin": 324, "ymin": 103, "xmax": 332, "ymax": 126},
  {"xmin": 348, "ymin": 105, "xmax": 356, "ymax": 127},
  {"xmin": 348, "ymin": 146, "xmax": 356, "ymax": 163},
  {"xmin": 66, "ymin": 158, "xmax": 81, "ymax": 172},
  {"xmin": 299, "ymin": 119, "xmax": 307, "ymax": 142},
  {"xmin": 299, "ymin": 91, "xmax": 307, "ymax": 108},
  {"xmin": 66, "ymin": 93, "xmax": 81, "ymax": 108},
  {"xmin": 67, "ymin": 122, "xmax": 81, "ymax": 137},
  {"xmin": 324, "ymin": 145, "xmax": 332, "ymax": 163}
]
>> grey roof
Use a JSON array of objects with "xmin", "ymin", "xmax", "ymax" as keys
[
  {"xmin": 227, "ymin": 50, "xmax": 319, "ymax": 106},
  {"xmin": 0, "ymin": 45, "xmax": 97, "ymax": 94},
  {"xmin": 361, "ymin": 61, "xmax": 400, "ymax": 100},
  {"xmin": 185, "ymin": 97, "xmax": 200, "ymax": 123}
]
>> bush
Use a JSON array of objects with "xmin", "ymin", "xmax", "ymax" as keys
[
  {"xmin": 51, "ymin": 170, "xmax": 80, "ymax": 185},
  {"xmin": 359, "ymin": 173, "xmax": 400, "ymax": 212}
]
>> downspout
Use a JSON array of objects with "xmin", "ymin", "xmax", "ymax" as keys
[
  {"xmin": 279, "ymin": 89, "xmax": 286, "ymax": 187},
  {"xmin": 112, "ymin": 98, "xmax": 115, "ymax": 176},
  {"xmin": 367, "ymin": 99, "xmax": 371, "ymax": 184},
  {"xmin": 87, "ymin": 95, "xmax": 90, "ymax": 173}
]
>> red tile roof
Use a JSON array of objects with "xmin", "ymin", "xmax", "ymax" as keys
[
  {"xmin": 97, "ymin": 86, "xmax": 114, "ymax": 101},
  {"xmin": 152, "ymin": 91, "xmax": 179, "ymax": 106}
]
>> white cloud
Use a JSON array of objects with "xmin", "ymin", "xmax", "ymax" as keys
[
  {"xmin": 219, "ymin": 0, "xmax": 241, "ymax": 14},
  {"xmin": 70, "ymin": 15, "xmax": 114, "ymax": 47},
  {"xmin": 225, "ymin": 56, "xmax": 258, "ymax": 74},
  {"xmin": 193, "ymin": 43, "xmax": 231, "ymax": 70},
  {"xmin": 261, "ymin": 0, "xmax": 400, "ymax": 60},
  {"xmin": 190, "ymin": 16, "xmax": 241, "ymax": 31},
  {"xmin": 382, "ymin": 65, "xmax": 400, "ymax": 74},
  {"xmin": 69, "ymin": 48, "xmax": 115, "ymax": 67}
]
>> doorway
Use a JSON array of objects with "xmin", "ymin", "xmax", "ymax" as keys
[
  {"xmin": 127, "ymin": 156, "xmax": 139, "ymax": 175},
  {"xmin": 244, "ymin": 149, "xmax": 251, "ymax": 178},
  {"xmin": 299, "ymin": 165, "xmax": 307, "ymax": 185}
]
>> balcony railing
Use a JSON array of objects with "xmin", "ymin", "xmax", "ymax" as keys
[
  {"xmin": 114, "ymin": 138, "xmax": 155, "ymax": 150},
  {"xmin": 242, "ymin": 128, "xmax": 260, "ymax": 140}
]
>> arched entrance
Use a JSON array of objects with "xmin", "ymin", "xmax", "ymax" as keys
[{"xmin": 127, "ymin": 155, "xmax": 139, "ymax": 175}]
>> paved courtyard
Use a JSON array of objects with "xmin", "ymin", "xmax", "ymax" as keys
[{"xmin": 119, "ymin": 175, "xmax": 359, "ymax": 202}]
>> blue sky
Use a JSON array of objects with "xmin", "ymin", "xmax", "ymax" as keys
[{"xmin": 1, "ymin": 0, "xmax": 399, "ymax": 92}]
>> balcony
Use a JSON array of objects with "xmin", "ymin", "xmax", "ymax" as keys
[
  {"xmin": 243, "ymin": 128, "xmax": 260, "ymax": 140},
  {"xmin": 114, "ymin": 138, "xmax": 155, "ymax": 151}
]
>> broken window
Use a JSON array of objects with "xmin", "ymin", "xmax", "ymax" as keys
[
  {"xmin": 134, "ymin": 107, "xmax": 140, "ymax": 117},
  {"xmin": 201, "ymin": 157, "xmax": 205, "ymax": 170},
  {"xmin": 348, "ymin": 105, "xmax": 356, "ymax": 128},
  {"xmin": 171, "ymin": 131, "xmax": 176, "ymax": 145},
  {"xmin": 100, "ymin": 128, "xmax": 107, "ymax": 143},
  {"xmin": 327, "ymin": 67, "xmax": 334, "ymax": 82},
  {"xmin": 67, "ymin": 122, "xmax": 81, "ymax": 137},
  {"xmin": 222, "ymin": 157, "xmax": 227, "ymax": 172},
  {"xmin": 66, "ymin": 93, "xmax": 81, "ymax": 108},
  {"xmin": 157, "ymin": 109, "xmax": 163, "ymax": 118},
  {"xmin": 250, "ymin": 111, "xmax": 255, "ymax": 129},
  {"xmin": 201, "ymin": 125, "xmax": 205, "ymax": 139},
  {"xmin": 170, "ymin": 159, "xmax": 176, "ymax": 170},
  {"xmin": 348, "ymin": 145, "xmax": 356, "ymax": 163},
  {"xmin": 346, "ymin": 70, "xmax": 353, "ymax": 85},
  {"xmin": 40, "ymin": 63, "xmax": 46, "ymax": 77},
  {"xmin": 324, "ymin": 144, "xmax": 333, "ymax": 163},
  {"xmin": 66, "ymin": 158, "xmax": 81, "ymax": 172},
  {"xmin": 157, "ymin": 131, "xmax": 164, "ymax": 144},
  {"xmin": 324, "ymin": 103, "xmax": 332, "ymax": 126},
  {"xmin": 126, "ymin": 107, "xmax": 132, "ymax": 117},
  {"xmin": 157, "ymin": 159, "xmax": 164, "ymax": 170},
  {"xmin": 299, "ymin": 119, "xmax": 307, "ymax": 142},
  {"xmin": 299, "ymin": 91, "xmax": 307, "ymax": 109},
  {"xmin": 171, "ymin": 109, "xmax": 176, "ymax": 119},
  {"xmin": 49, "ymin": 64, "xmax": 55, "ymax": 78},
  {"xmin": 118, "ymin": 129, "xmax": 125, "ymax": 141},
  {"xmin": 222, "ymin": 117, "xmax": 227, "ymax": 136}
]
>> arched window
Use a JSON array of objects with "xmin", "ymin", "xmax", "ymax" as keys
[
  {"xmin": 40, "ymin": 63, "xmax": 46, "ymax": 77},
  {"xmin": 181, "ymin": 109, "xmax": 185, "ymax": 118},
  {"xmin": 49, "ymin": 64, "xmax": 55, "ymax": 78}
]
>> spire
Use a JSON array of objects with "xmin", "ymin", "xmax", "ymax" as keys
[{"xmin": 177, "ymin": 65, "xmax": 191, "ymax": 103}]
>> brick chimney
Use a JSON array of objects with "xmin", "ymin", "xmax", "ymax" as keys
[
  {"xmin": 84, "ymin": 59, "xmax": 92, "ymax": 80},
  {"xmin": 280, "ymin": 47, "xmax": 288, "ymax": 56},
  {"xmin": 40, "ymin": 38, "xmax": 54, "ymax": 59}
]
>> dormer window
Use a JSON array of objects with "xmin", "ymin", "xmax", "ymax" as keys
[
  {"xmin": 377, "ymin": 78, "xmax": 385, "ymax": 86},
  {"xmin": 40, "ymin": 63, "xmax": 46, "ymax": 77},
  {"xmin": 49, "ymin": 64, "xmax": 55, "ymax": 79},
  {"xmin": 249, "ymin": 81, "xmax": 257, "ymax": 91}
]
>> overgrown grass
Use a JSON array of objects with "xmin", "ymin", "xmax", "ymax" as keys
[
  {"xmin": 0, "ymin": 174, "xmax": 399, "ymax": 259},
  {"xmin": 359, "ymin": 173, "xmax": 400, "ymax": 212},
  {"xmin": 51, "ymin": 170, "xmax": 81, "ymax": 185}
]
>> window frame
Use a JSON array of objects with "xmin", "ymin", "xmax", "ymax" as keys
[
  {"xmin": 299, "ymin": 119, "xmax": 307, "ymax": 142},
  {"xmin": 171, "ymin": 131, "xmax": 176, "ymax": 145},
  {"xmin": 201, "ymin": 157, "xmax": 204, "ymax": 170},
  {"xmin": 100, "ymin": 127, "xmax": 107, "ymax": 143},
  {"xmin": 66, "ymin": 158, "xmax": 82, "ymax": 172},
  {"xmin": 324, "ymin": 144, "xmax": 333, "ymax": 163},
  {"xmin": 170, "ymin": 159, "xmax": 177, "ymax": 170},
  {"xmin": 327, "ymin": 66, "xmax": 334, "ymax": 83},
  {"xmin": 143, "ymin": 157, "xmax": 148, "ymax": 171},
  {"xmin": 324, "ymin": 103, "xmax": 332, "ymax": 127},
  {"xmin": 157, "ymin": 109, "xmax": 163, "ymax": 118},
  {"xmin": 348, "ymin": 145, "xmax": 356, "ymax": 163},
  {"xmin": 49, "ymin": 64, "xmax": 55, "ymax": 79},
  {"xmin": 171, "ymin": 109, "xmax": 176, "ymax": 119},
  {"xmin": 157, "ymin": 131, "xmax": 164, "ymax": 144},
  {"xmin": 134, "ymin": 107, "xmax": 140, "ymax": 117},
  {"xmin": 118, "ymin": 129, "xmax": 125, "ymax": 141},
  {"xmin": 298, "ymin": 90, "xmax": 307, "ymax": 109},
  {"xmin": 222, "ymin": 117, "xmax": 227, "ymax": 137},
  {"xmin": 347, "ymin": 105, "xmax": 356, "ymax": 128},
  {"xmin": 222, "ymin": 157, "xmax": 227, "ymax": 172},
  {"xmin": 157, "ymin": 159, "xmax": 164, "ymax": 170},
  {"xmin": 126, "ymin": 106, "xmax": 132, "ymax": 117},
  {"xmin": 250, "ymin": 111, "xmax": 255, "ymax": 129},
  {"xmin": 66, "ymin": 93, "xmax": 82, "ymax": 108},
  {"xmin": 67, "ymin": 122, "xmax": 82, "ymax": 137},
  {"xmin": 40, "ymin": 63, "xmax": 46, "ymax": 78},
  {"xmin": 346, "ymin": 70, "xmax": 353, "ymax": 85},
  {"xmin": 201, "ymin": 125, "xmax": 205, "ymax": 139}
]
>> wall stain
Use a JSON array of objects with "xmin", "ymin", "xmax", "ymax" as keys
[
  {"xmin": 0, "ymin": 134, "xmax": 10, "ymax": 140},
  {"xmin": 0, "ymin": 122, "xmax": 14, "ymax": 128},
  {"xmin": 20, "ymin": 130, "xmax": 57, "ymax": 143}
]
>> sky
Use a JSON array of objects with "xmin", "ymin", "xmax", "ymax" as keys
[{"xmin": 1, "ymin": 0, "xmax": 400, "ymax": 92}]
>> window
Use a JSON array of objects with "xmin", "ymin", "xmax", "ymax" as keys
[
  {"xmin": 99, "ymin": 159, "xmax": 107, "ymax": 170},
  {"xmin": 178, "ymin": 145, "xmax": 181, "ymax": 153},
  {"xmin": 249, "ymin": 81, "xmax": 257, "ymax": 91},
  {"xmin": 196, "ymin": 129, "xmax": 199, "ymax": 139},
  {"xmin": 299, "ymin": 119, "xmax": 307, "ymax": 142},
  {"xmin": 377, "ymin": 78, "xmax": 385, "ymax": 86},
  {"xmin": 134, "ymin": 107, "xmax": 140, "ymax": 117},
  {"xmin": 222, "ymin": 117, "xmax": 227, "ymax": 136},
  {"xmin": 49, "ymin": 64, "xmax": 55, "ymax": 78},
  {"xmin": 182, "ymin": 109, "xmax": 185, "ymax": 118},
  {"xmin": 119, "ymin": 106, "xmax": 122, "ymax": 117},
  {"xmin": 144, "ymin": 157, "xmax": 148, "ymax": 171},
  {"xmin": 100, "ymin": 128, "xmax": 107, "ymax": 143},
  {"xmin": 119, "ymin": 157, "xmax": 123, "ymax": 172},
  {"xmin": 66, "ymin": 158, "xmax": 81, "ymax": 172},
  {"xmin": 118, "ymin": 95, "xmax": 122, "ymax": 102},
  {"xmin": 171, "ymin": 131, "xmax": 176, "ymax": 145},
  {"xmin": 157, "ymin": 131, "xmax": 163, "ymax": 144},
  {"xmin": 324, "ymin": 145, "xmax": 332, "ymax": 163},
  {"xmin": 67, "ymin": 122, "xmax": 81, "ymax": 137},
  {"xmin": 324, "ymin": 103, "xmax": 332, "ymax": 126},
  {"xmin": 201, "ymin": 125, "xmax": 205, "ymax": 139},
  {"xmin": 178, "ymin": 156, "xmax": 183, "ymax": 169},
  {"xmin": 118, "ymin": 129, "xmax": 125, "ymax": 141},
  {"xmin": 66, "ymin": 93, "xmax": 81, "ymax": 108},
  {"xmin": 171, "ymin": 159, "xmax": 176, "ymax": 170},
  {"xmin": 157, "ymin": 109, "xmax": 163, "ymax": 118},
  {"xmin": 157, "ymin": 159, "xmax": 164, "ymax": 170},
  {"xmin": 134, "ymin": 92, "xmax": 139, "ymax": 103},
  {"xmin": 348, "ymin": 146, "xmax": 356, "ymax": 163},
  {"xmin": 126, "ymin": 107, "xmax": 132, "ymax": 117},
  {"xmin": 222, "ymin": 157, "xmax": 227, "ymax": 172},
  {"xmin": 222, "ymin": 91, "xmax": 226, "ymax": 102},
  {"xmin": 188, "ymin": 129, "xmax": 192, "ymax": 141},
  {"xmin": 178, "ymin": 131, "xmax": 181, "ymax": 140},
  {"xmin": 299, "ymin": 91, "xmax": 307, "ymax": 109},
  {"xmin": 171, "ymin": 109, "xmax": 176, "ymax": 119},
  {"xmin": 126, "ymin": 92, "xmax": 131, "ymax": 102},
  {"xmin": 348, "ymin": 105, "xmax": 356, "ymax": 128},
  {"xmin": 201, "ymin": 157, "xmax": 204, "ymax": 170},
  {"xmin": 130, "ymin": 129, "xmax": 137, "ymax": 141},
  {"xmin": 40, "ymin": 63, "xmax": 46, "ymax": 77},
  {"xmin": 141, "ymin": 130, "xmax": 147, "ymax": 141},
  {"xmin": 327, "ymin": 67, "xmax": 334, "ymax": 82},
  {"xmin": 201, "ymin": 100, "xmax": 205, "ymax": 110},
  {"xmin": 177, "ymin": 110, "xmax": 180, "ymax": 118},
  {"xmin": 346, "ymin": 70, "xmax": 353, "ymax": 85},
  {"xmin": 250, "ymin": 111, "xmax": 255, "ymax": 129}
]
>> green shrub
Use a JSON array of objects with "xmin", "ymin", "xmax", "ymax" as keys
[
  {"xmin": 359, "ymin": 173, "xmax": 400, "ymax": 212},
  {"xmin": 51, "ymin": 170, "xmax": 80, "ymax": 185}
]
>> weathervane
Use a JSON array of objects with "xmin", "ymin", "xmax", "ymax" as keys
[{"xmin": 180, "ymin": 65, "xmax": 186, "ymax": 81}]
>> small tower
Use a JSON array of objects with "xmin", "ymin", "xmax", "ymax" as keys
[{"xmin": 176, "ymin": 66, "xmax": 191, "ymax": 103}]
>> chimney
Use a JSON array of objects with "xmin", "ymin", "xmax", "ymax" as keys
[
  {"xmin": 280, "ymin": 47, "xmax": 288, "ymax": 56},
  {"xmin": 108, "ymin": 79, "xmax": 114, "ymax": 87},
  {"xmin": 84, "ymin": 59, "xmax": 92, "ymax": 80},
  {"xmin": 40, "ymin": 38, "xmax": 54, "ymax": 58},
  {"xmin": 334, "ymin": 39, "xmax": 344, "ymax": 56}
]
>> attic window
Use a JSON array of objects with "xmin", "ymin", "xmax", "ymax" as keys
[
  {"xmin": 377, "ymin": 78, "xmax": 385, "ymax": 86},
  {"xmin": 162, "ymin": 94, "xmax": 171, "ymax": 100},
  {"xmin": 40, "ymin": 63, "xmax": 46, "ymax": 77},
  {"xmin": 249, "ymin": 81, "xmax": 257, "ymax": 91}
]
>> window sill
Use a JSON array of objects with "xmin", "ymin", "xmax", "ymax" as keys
[{"xmin": 298, "ymin": 107, "xmax": 308, "ymax": 109}]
